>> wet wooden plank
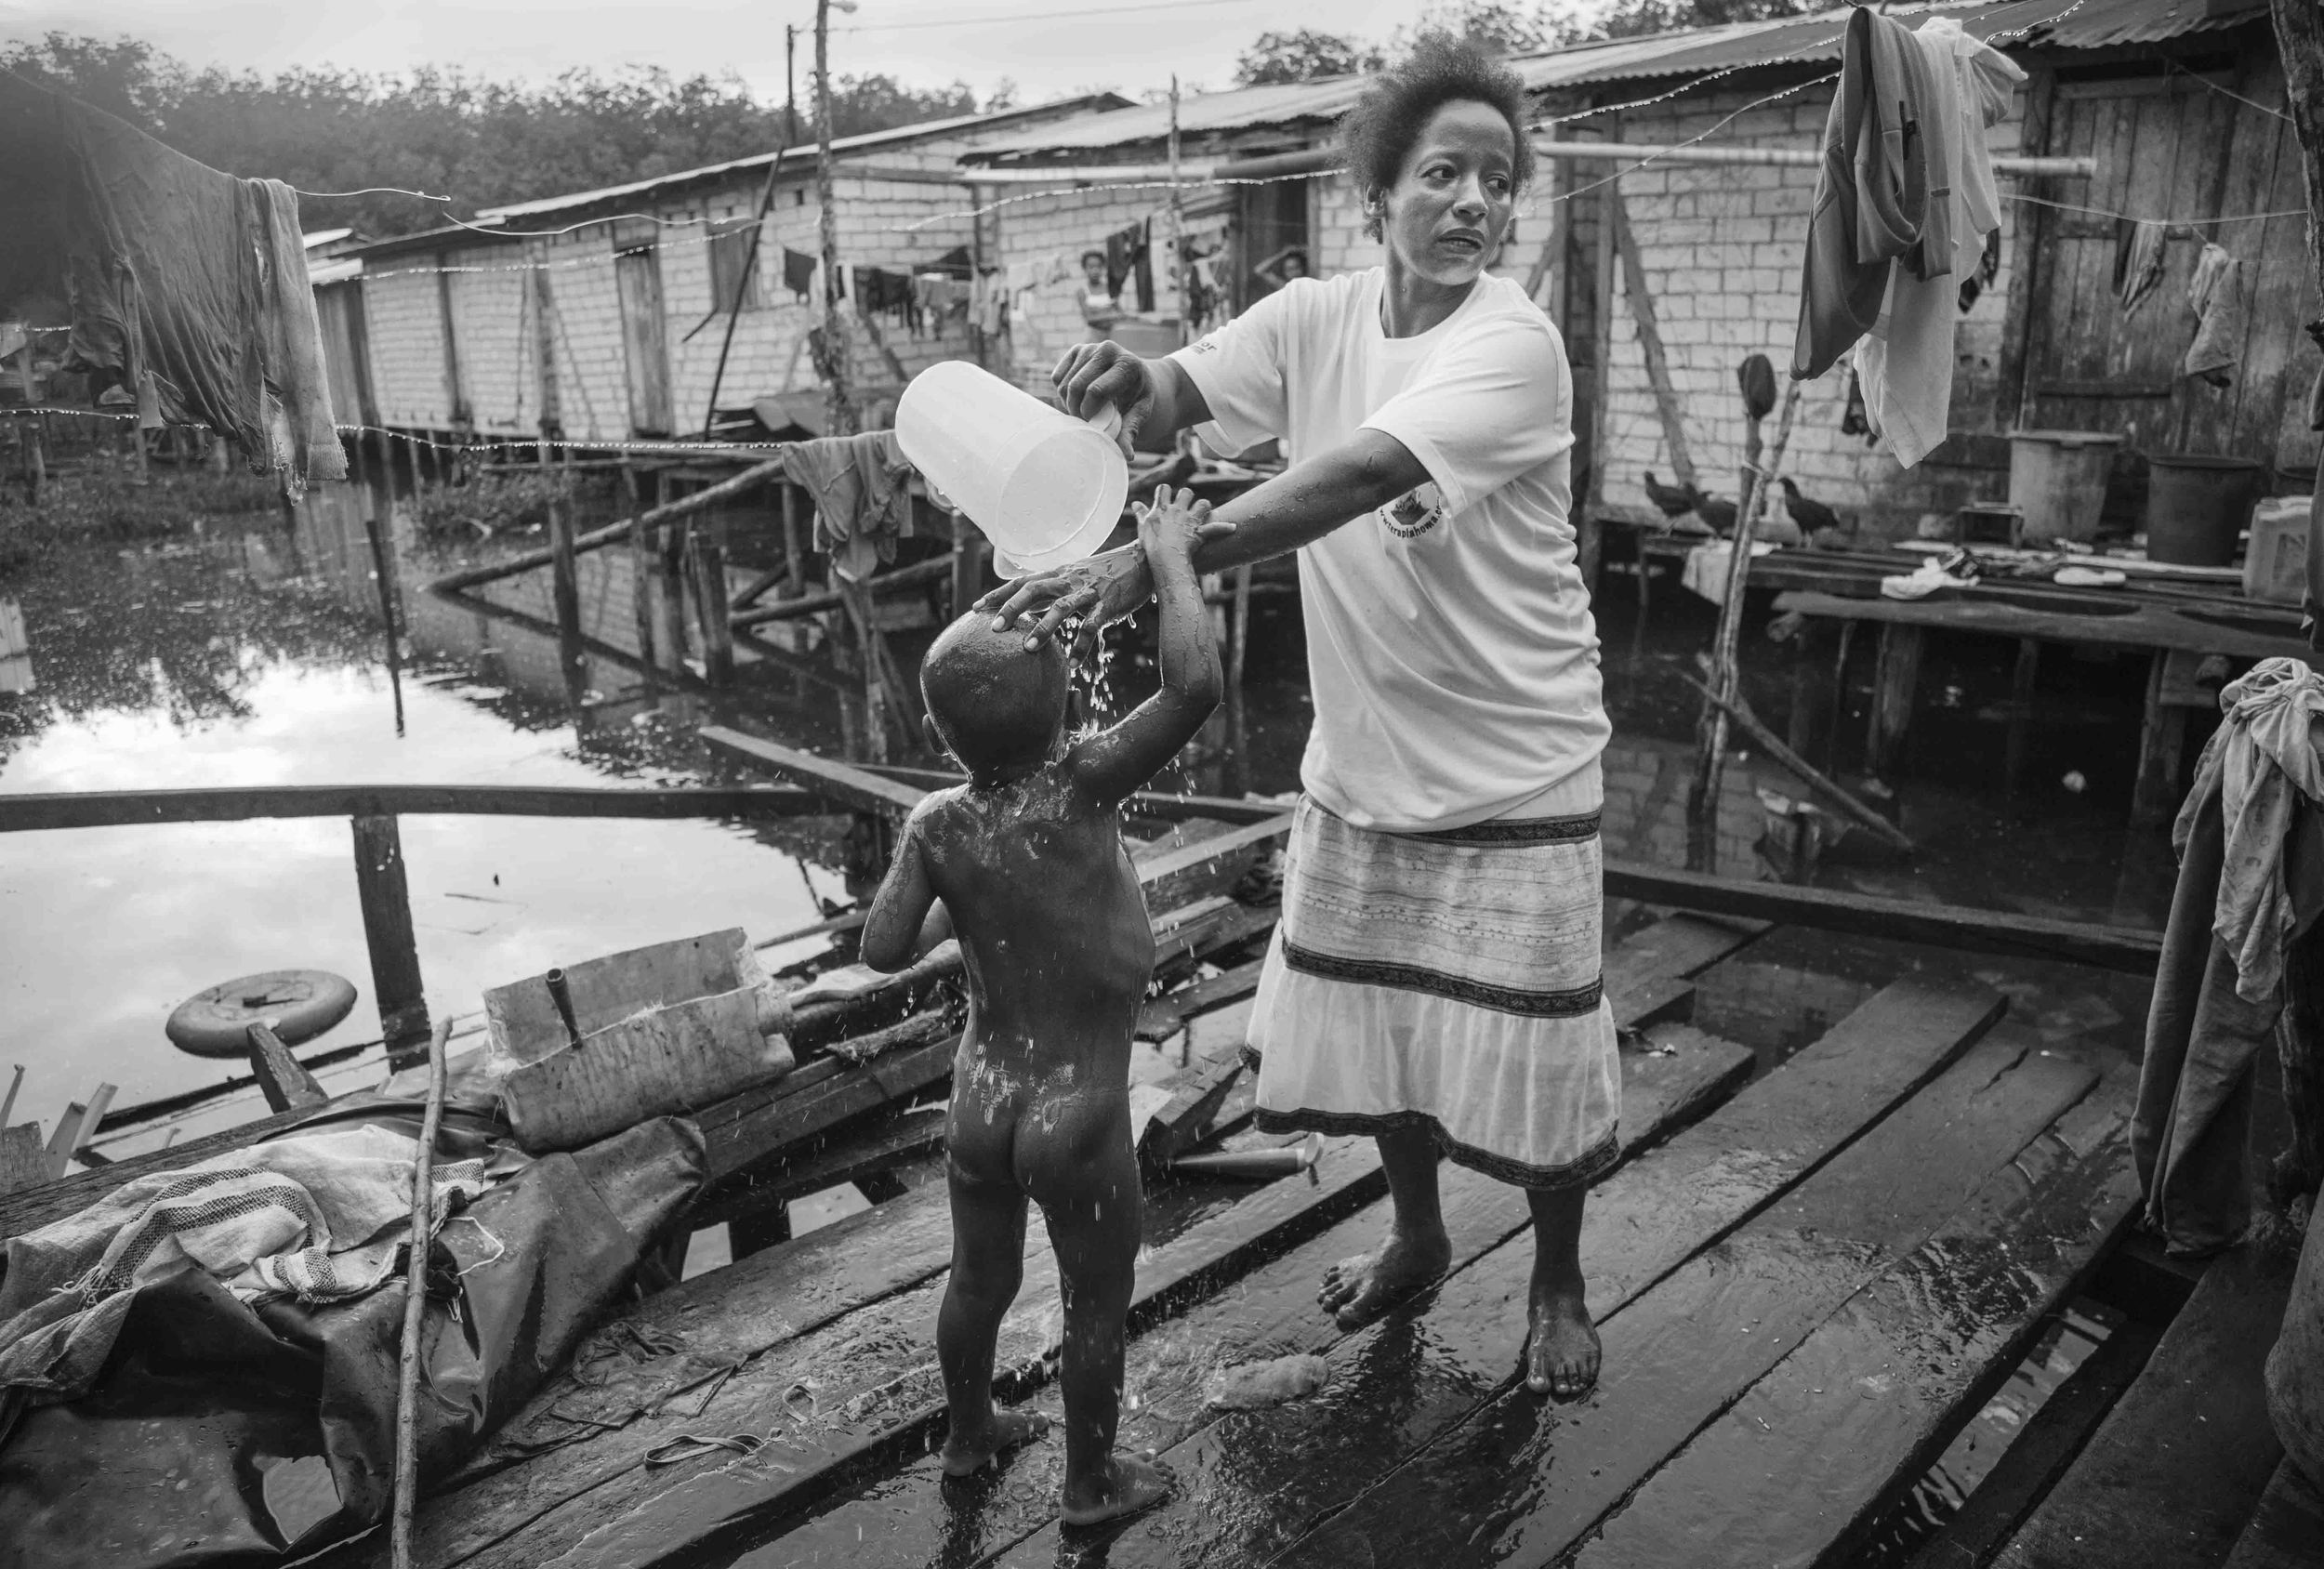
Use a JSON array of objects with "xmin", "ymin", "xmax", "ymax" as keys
[
  {"xmin": 370, "ymin": 917, "xmax": 1747, "ymax": 1569},
  {"xmin": 1604, "ymin": 857, "xmax": 2162, "ymax": 974},
  {"xmin": 972, "ymin": 980, "xmax": 2012, "ymax": 1569},
  {"xmin": 699, "ymin": 727, "xmax": 929, "ymax": 815},
  {"xmin": 2222, "ymin": 1458, "xmax": 2324, "ymax": 1569},
  {"xmin": 649, "ymin": 1022, "xmax": 1760, "ymax": 1569},
  {"xmin": 1275, "ymin": 1027, "xmax": 2099, "ymax": 1569},
  {"xmin": 1990, "ymin": 1246, "xmax": 2294, "ymax": 1569},
  {"xmin": 1573, "ymin": 1061, "xmax": 2146, "ymax": 1569},
  {"xmin": 1900, "ymin": 1317, "xmax": 2164, "ymax": 1569}
]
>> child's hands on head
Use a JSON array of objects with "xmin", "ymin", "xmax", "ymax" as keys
[{"xmin": 1133, "ymin": 484, "xmax": 1218, "ymax": 579}]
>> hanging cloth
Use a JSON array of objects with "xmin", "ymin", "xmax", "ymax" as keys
[
  {"xmin": 781, "ymin": 247, "xmax": 816, "ymax": 301},
  {"xmin": 2116, "ymin": 219, "xmax": 2169, "ymax": 314},
  {"xmin": 1850, "ymin": 17, "xmax": 2023, "ymax": 468},
  {"xmin": 779, "ymin": 430, "xmax": 917, "ymax": 574},
  {"xmin": 2184, "ymin": 242, "xmax": 2247, "ymax": 388},
  {"xmin": 0, "ymin": 67, "xmax": 346, "ymax": 494}
]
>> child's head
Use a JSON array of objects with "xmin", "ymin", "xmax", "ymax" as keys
[{"xmin": 920, "ymin": 612, "xmax": 1070, "ymax": 775}]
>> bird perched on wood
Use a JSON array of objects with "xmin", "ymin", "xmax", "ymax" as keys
[
  {"xmin": 1643, "ymin": 470, "xmax": 1704, "ymax": 519},
  {"xmin": 1780, "ymin": 477, "xmax": 1852, "ymax": 548}
]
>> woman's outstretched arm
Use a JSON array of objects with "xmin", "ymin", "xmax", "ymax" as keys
[{"xmin": 976, "ymin": 429, "xmax": 1430, "ymax": 653}]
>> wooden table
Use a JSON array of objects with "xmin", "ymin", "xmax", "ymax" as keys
[{"xmin": 1769, "ymin": 584, "xmax": 2313, "ymax": 823}]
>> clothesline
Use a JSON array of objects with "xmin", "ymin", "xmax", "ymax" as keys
[
  {"xmin": 1548, "ymin": 70, "xmax": 1842, "ymax": 208},
  {"xmin": 2007, "ymin": 192, "xmax": 2312, "ymax": 229}
]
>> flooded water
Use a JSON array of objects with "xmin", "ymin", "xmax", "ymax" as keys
[{"xmin": 1, "ymin": 459, "xmax": 2174, "ymax": 1152}]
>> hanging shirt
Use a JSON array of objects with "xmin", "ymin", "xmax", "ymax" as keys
[
  {"xmin": 1853, "ymin": 17, "xmax": 2025, "ymax": 468},
  {"xmin": 1169, "ymin": 269, "xmax": 1605, "ymax": 832}
]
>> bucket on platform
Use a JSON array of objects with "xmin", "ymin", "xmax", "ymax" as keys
[
  {"xmin": 895, "ymin": 361, "xmax": 1127, "ymax": 579},
  {"xmin": 2146, "ymin": 453, "xmax": 2266, "ymax": 566},
  {"xmin": 2245, "ymin": 494, "xmax": 2312, "ymax": 603},
  {"xmin": 2010, "ymin": 431, "xmax": 2123, "ymax": 546}
]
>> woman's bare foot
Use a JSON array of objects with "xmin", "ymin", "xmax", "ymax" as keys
[
  {"xmin": 1525, "ymin": 1277, "xmax": 1600, "ymax": 1399},
  {"xmin": 1317, "ymin": 1226, "xmax": 1454, "ymax": 1330},
  {"xmin": 940, "ymin": 1407, "xmax": 1050, "ymax": 1476},
  {"xmin": 1061, "ymin": 1451, "xmax": 1175, "ymax": 1526}
]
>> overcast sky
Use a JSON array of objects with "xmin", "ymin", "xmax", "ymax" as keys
[{"xmin": 0, "ymin": 1, "xmax": 1525, "ymax": 106}]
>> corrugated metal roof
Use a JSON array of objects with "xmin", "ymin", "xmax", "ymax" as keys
[
  {"xmin": 475, "ymin": 93, "xmax": 1131, "ymax": 221},
  {"xmin": 965, "ymin": 0, "xmax": 2268, "ymax": 161}
]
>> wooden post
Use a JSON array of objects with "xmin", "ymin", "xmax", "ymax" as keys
[
  {"xmin": 950, "ymin": 525, "xmax": 985, "ymax": 621},
  {"xmin": 694, "ymin": 516, "xmax": 736, "ymax": 686},
  {"xmin": 548, "ymin": 481, "xmax": 582, "ymax": 640},
  {"xmin": 351, "ymin": 814, "xmax": 430, "ymax": 1068},
  {"xmin": 2004, "ymin": 639, "xmax": 2041, "ymax": 798},
  {"xmin": 1866, "ymin": 624, "xmax": 1925, "ymax": 779},
  {"xmin": 1580, "ymin": 135, "xmax": 1618, "ymax": 589},
  {"xmin": 781, "ymin": 482, "xmax": 807, "ymax": 597},
  {"xmin": 2132, "ymin": 648, "xmax": 2193, "ymax": 826},
  {"xmin": 625, "ymin": 465, "xmax": 656, "ymax": 667},
  {"xmin": 1607, "ymin": 182, "xmax": 1697, "ymax": 493},
  {"xmin": 246, "ymin": 1023, "xmax": 328, "ymax": 1112},
  {"xmin": 813, "ymin": 0, "xmax": 854, "ymax": 436},
  {"xmin": 657, "ymin": 502, "xmax": 692, "ymax": 674},
  {"xmin": 14, "ymin": 344, "xmax": 42, "ymax": 505}
]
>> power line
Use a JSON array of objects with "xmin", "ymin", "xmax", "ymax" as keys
[{"xmin": 836, "ymin": 0, "xmax": 1262, "ymax": 31}]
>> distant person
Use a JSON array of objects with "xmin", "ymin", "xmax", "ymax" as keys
[
  {"xmin": 1077, "ymin": 249, "xmax": 1120, "ymax": 340},
  {"xmin": 861, "ymin": 487, "xmax": 1226, "ymax": 1523},
  {"xmin": 984, "ymin": 33, "xmax": 1615, "ymax": 1399},
  {"xmin": 1252, "ymin": 244, "xmax": 1309, "ymax": 296}
]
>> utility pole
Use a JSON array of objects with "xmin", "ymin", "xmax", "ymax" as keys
[
  {"xmin": 786, "ymin": 25, "xmax": 799, "ymax": 143},
  {"xmin": 1168, "ymin": 74, "xmax": 1188, "ymax": 346},
  {"xmin": 814, "ymin": 0, "xmax": 857, "ymax": 436}
]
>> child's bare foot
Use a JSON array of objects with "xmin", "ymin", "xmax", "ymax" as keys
[
  {"xmin": 1061, "ymin": 1451, "xmax": 1175, "ymax": 1527},
  {"xmin": 1317, "ymin": 1227, "xmax": 1453, "ymax": 1330},
  {"xmin": 940, "ymin": 1408, "xmax": 1050, "ymax": 1476},
  {"xmin": 1525, "ymin": 1277, "xmax": 1600, "ymax": 1399}
]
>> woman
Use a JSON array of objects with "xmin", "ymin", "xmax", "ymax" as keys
[
  {"xmin": 1076, "ymin": 249, "xmax": 1121, "ymax": 340},
  {"xmin": 984, "ymin": 35, "xmax": 1613, "ymax": 1398}
]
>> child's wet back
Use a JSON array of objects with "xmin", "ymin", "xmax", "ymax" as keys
[{"xmin": 915, "ymin": 769, "xmax": 1152, "ymax": 1078}]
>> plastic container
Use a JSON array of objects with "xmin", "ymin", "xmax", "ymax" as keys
[
  {"xmin": 2245, "ymin": 494, "xmax": 2313, "ymax": 603},
  {"xmin": 895, "ymin": 361, "xmax": 1126, "ymax": 578},
  {"xmin": 2146, "ymin": 454, "xmax": 2266, "ymax": 566},
  {"xmin": 2010, "ymin": 431, "xmax": 2124, "ymax": 546}
]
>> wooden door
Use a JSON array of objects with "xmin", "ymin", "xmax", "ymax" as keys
[
  {"xmin": 615, "ymin": 244, "xmax": 675, "ymax": 437},
  {"xmin": 2014, "ymin": 59, "xmax": 2320, "ymax": 503}
]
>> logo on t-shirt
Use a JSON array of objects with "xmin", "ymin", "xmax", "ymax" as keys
[{"xmin": 1379, "ymin": 482, "xmax": 1445, "ymax": 539}]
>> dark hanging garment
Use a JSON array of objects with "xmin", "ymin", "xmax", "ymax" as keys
[
  {"xmin": 0, "ymin": 67, "xmax": 346, "ymax": 493},
  {"xmin": 782, "ymin": 247, "xmax": 817, "ymax": 300},
  {"xmin": 1789, "ymin": 7, "xmax": 1930, "ymax": 381},
  {"xmin": 1134, "ymin": 218, "xmax": 1155, "ymax": 313}
]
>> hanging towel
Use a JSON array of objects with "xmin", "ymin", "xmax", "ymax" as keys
[
  {"xmin": 782, "ymin": 247, "xmax": 816, "ymax": 300},
  {"xmin": 780, "ymin": 430, "xmax": 916, "ymax": 573},
  {"xmin": 2185, "ymin": 242, "xmax": 2246, "ymax": 388},
  {"xmin": 1791, "ymin": 6, "xmax": 1932, "ymax": 380},
  {"xmin": 1853, "ymin": 18, "xmax": 2024, "ymax": 468},
  {"xmin": 0, "ymin": 67, "xmax": 346, "ymax": 494},
  {"xmin": 2117, "ymin": 219, "xmax": 2169, "ymax": 313}
]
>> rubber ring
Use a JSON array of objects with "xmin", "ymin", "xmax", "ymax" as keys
[{"xmin": 165, "ymin": 969, "xmax": 360, "ymax": 1058}]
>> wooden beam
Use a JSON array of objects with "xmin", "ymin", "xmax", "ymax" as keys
[
  {"xmin": 0, "ymin": 783, "xmax": 825, "ymax": 833},
  {"xmin": 700, "ymin": 727, "xmax": 929, "ymax": 814},
  {"xmin": 1602, "ymin": 859, "xmax": 2160, "ymax": 972},
  {"xmin": 423, "ymin": 458, "xmax": 785, "ymax": 596},
  {"xmin": 245, "ymin": 1023, "xmax": 330, "ymax": 1113},
  {"xmin": 1606, "ymin": 181, "xmax": 1697, "ymax": 492}
]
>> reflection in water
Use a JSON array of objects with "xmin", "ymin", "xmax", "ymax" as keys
[{"xmin": 2, "ymin": 463, "xmax": 2170, "ymax": 1163}]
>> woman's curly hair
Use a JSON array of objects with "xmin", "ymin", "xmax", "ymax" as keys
[{"xmin": 1338, "ymin": 33, "xmax": 1536, "ymax": 242}]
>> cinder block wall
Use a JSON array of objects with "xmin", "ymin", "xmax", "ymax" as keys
[
  {"xmin": 1586, "ymin": 80, "xmax": 2027, "ymax": 536},
  {"xmin": 361, "ymin": 269, "xmax": 452, "ymax": 429}
]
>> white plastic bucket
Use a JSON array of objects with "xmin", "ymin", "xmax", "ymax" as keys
[{"xmin": 895, "ymin": 361, "xmax": 1127, "ymax": 578}]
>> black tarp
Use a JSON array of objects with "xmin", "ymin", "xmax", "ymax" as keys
[{"xmin": 0, "ymin": 1115, "xmax": 705, "ymax": 1567}]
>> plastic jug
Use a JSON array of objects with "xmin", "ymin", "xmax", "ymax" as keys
[{"xmin": 895, "ymin": 360, "xmax": 1126, "ymax": 578}]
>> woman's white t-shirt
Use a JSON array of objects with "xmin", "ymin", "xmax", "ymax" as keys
[{"xmin": 1169, "ymin": 267, "xmax": 1608, "ymax": 833}]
